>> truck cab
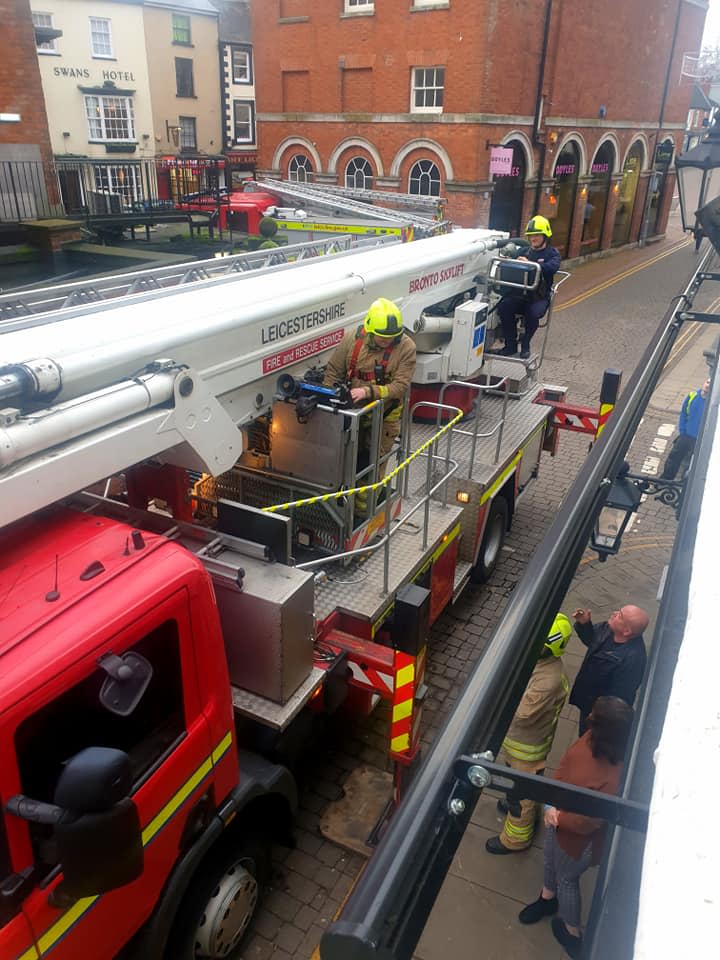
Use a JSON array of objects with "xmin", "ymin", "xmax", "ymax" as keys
[{"xmin": 0, "ymin": 507, "xmax": 286, "ymax": 960}]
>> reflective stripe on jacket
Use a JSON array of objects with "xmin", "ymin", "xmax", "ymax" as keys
[
  {"xmin": 323, "ymin": 326, "xmax": 417, "ymax": 422},
  {"xmin": 502, "ymin": 656, "xmax": 569, "ymax": 763}
]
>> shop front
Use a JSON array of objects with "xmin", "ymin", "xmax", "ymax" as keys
[
  {"xmin": 580, "ymin": 141, "xmax": 615, "ymax": 255},
  {"xmin": 550, "ymin": 141, "xmax": 580, "ymax": 256},
  {"xmin": 488, "ymin": 140, "xmax": 527, "ymax": 236},
  {"xmin": 648, "ymin": 138, "xmax": 675, "ymax": 236},
  {"xmin": 156, "ymin": 156, "xmax": 227, "ymax": 204},
  {"xmin": 226, "ymin": 152, "xmax": 257, "ymax": 190},
  {"xmin": 612, "ymin": 141, "xmax": 644, "ymax": 246}
]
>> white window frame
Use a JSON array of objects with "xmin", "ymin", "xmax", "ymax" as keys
[
  {"xmin": 231, "ymin": 48, "xmax": 251, "ymax": 84},
  {"xmin": 408, "ymin": 158, "xmax": 441, "ymax": 197},
  {"xmin": 411, "ymin": 66, "xmax": 445, "ymax": 114},
  {"xmin": 288, "ymin": 154, "xmax": 312, "ymax": 183},
  {"xmin": 93, "ymin": 164, "xmax": 141, "ymax": 206},
  {"xmin": 172, "ymin": 13, "xmax": 191, "ymax": 45},
  {"xmin": 345, "ymin": 157, "xmax": 373, "ymax": 190},
  {"xmin": 233, "ymin": 101, "xmax": 255, "ymax": 144},
  {"xmin": 344, "ymin": 0, "xmax": 374, "ymax": 12},
  {"xmin": 89, "ymin": 17, "xmax": 113, "ymax": 59},
  {"xmin": 32, "ymin": 12, "xmax": 56, "ymax": 54},
  {"xmin": 84, "ymin": 95, "xmax": 136, "ymax": 142},
  {"xmin": 178, "ymin": 116, "xmax": 197, "ymax": 151}
]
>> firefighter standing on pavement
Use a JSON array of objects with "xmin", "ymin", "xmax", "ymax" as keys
[
  {"xmin": 324, "ymin": 298, "xmax": 416, "ymax": 513},
  {"xmin": 485, "ymin": 613, "xmax": 572, "ymax": 855}
]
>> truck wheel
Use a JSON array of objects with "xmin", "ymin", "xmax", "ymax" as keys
[
  {"xmin": 470, "ymin": 496, "xmax": 508, "ymax": 583},
  {"xmin": 166, "ymin": 836, "xmax": 269, "ymax": 959}
]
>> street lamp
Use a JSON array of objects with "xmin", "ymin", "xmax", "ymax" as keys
[
  {"xmin": 675, "ymin": 114, "xmax": 720, "ymax": 234},
  {"xmin": 590, "ymin": 463, "xmax": 643, "ymax": 561}
]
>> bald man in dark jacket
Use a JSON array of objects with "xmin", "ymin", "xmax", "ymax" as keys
[{"xmin": 570, "ymin": 605, "xmax": 648, "ymax": 735}]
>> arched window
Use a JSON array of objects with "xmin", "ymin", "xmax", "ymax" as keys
[
  {"xmin": 345, "ymin": 157, "xmax": 373, "ymax": 189},
  {"xmin": 288, "ymin": 154, "xmax": 312, "ymax": 183},
  {"xmin": 582, "ymin": 140, "xmax": 616, "ymax": 254},
  {"xmin": 408, "ymin": 159, "xmax": 441, "ymax": 197},
  {"xmin": 612, "ymin": 140, "xmax": 645, "ymax": 246}
]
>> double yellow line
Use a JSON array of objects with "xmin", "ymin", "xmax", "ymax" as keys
[
  {"xmin": 663, "ymin": 293, "xmax": 720, "ymax": 369},
  {"xmin": 555, "ymin": 237, "xmax": 691, "ymax": 313}
]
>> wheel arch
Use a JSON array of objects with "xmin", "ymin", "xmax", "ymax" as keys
[{"xmin": 130, "ymin": 752, "xmax": 296, "ymax": 959}]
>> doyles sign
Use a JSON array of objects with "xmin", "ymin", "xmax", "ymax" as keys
[{"xmin": 490, "ymin": 147, "xmax": 514, "ymax": 176}]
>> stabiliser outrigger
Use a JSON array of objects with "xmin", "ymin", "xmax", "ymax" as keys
[{"xmin": 319, "ymin": 248, "xmax": 720, "ymax": 960}]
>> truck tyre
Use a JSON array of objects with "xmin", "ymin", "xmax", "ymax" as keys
[
  {"xmin": 166, "ymin": 834, "xmax": 270, "ymax": 959},
  {"xmin": 470, "ymin": 496, "xmax": 508, "ymax": 583}
]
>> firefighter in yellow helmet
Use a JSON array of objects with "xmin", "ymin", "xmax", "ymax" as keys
[
  {"xmin": 485, "ymin": 613, "xmax": 571, "ymax": 854},
  {"xmin": 496, "ymin": 215, "xmax": 561, "ymax": 359},
  {"xmin": 324, "ymin": 298, "xmax": 416, "ymax": 514}
]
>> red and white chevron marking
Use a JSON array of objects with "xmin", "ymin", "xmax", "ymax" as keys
[
  {"xmin": 347, "ymin": 660, "xmax": 394, "ymax": 695},
  {"xmin": 552, "ymin": 410, "xmax": 599, "ymax": 433}
]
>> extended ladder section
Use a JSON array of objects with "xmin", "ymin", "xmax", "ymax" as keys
[
  {"xmin": 253, "ymin": 178, "xmax": 448, "ymax": 233},
  {"xmin": 0, "ymin": 234, "xmax": 398, "ymax": 326},
  {"xmin": 269, "ymin": 180, "xmax": 446, "ymax": 214}
]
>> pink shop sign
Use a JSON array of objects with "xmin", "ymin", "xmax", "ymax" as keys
[{"xmin": 490, "ymin": 147, "xmax": 514, "ymax": 176}]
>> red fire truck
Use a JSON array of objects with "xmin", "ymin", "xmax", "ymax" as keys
[{"xmin": 0, "ymin": 230, "xmax": 594, "ymax": 959}]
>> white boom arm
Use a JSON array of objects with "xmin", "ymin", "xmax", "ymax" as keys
[{"xmin": 0, "ymin": 229, "xmax": 505, "ymax": 528}]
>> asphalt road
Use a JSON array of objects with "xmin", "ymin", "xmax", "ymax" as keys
[{"xmin": 239, "ymin": 220, "xmax": 714, "ymax": 960}]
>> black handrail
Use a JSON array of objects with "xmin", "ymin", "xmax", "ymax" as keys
[{"xmin": 319, "ymin": 246, "xmax": 715, "ymax": 960}]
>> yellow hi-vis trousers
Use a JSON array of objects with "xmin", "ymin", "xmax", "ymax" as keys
[{"xmin": 498, "ymin": 750, "xmax": 546, "ymax": 851}]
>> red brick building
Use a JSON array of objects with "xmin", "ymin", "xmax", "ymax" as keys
[
  {"xmin": 251, "ymin": 0, "xmax": 707, "ymax": 258},
  {"xmin": 0, "ymin": 0, "xmax": 58, "ymax": 220}
]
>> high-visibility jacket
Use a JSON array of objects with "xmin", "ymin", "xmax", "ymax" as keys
[
  {"xmin": 323, "ymin": 326, "xmax": 417, "ymax": 423},
  {"xmin": 503, "ymin": 655, "xmax": 569, "ymax": 764},
  {"xmin": 678, "ymin": 388, "xmax": 706, "ymax": 440}
]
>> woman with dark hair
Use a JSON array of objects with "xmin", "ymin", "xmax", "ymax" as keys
[{"xmin": 517, "ymin": 696, "xmax": 634, "ymax": 958}]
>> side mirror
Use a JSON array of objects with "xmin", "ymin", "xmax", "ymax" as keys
[{"xmin": 6, "ymin": 747, "xmax": 143, "ymax": 902}]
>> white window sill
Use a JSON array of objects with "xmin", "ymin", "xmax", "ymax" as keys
[
  {"xmin": 410, "ymin": 1, "xmax": 450, "ymax": 9},
  {"xmin": 88, "ymin": 138, "xmax": 138, "ymax": 144},
  {"xmin": 410, "ymin": 108, "xmax": 444, "ymax": 115},
  {"xmin": 37, "ymin": 49, "xmax": 60, "ymax": 55},
  {"xmin": 340, "ymin": 10, "xmax": 375, "ymax": 17},
  {"xmin": 92, "ymin": 54, "xmax": 116, "ymax": 60}
]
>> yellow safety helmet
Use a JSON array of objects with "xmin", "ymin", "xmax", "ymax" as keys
[
  {"xmin": 544, "ymin": 613, "xmax": 572, "ymax": 657},
  {"xmin": 364, "ymin": 297, "xmax": 403, "ymax": 337},
  {"xmin": 525, "ymin": 215, "xmax": 553, "ymax": 238}
]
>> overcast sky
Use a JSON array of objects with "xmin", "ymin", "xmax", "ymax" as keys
[{"xmin": 704, "ymin": 0, "xmax": 720, "ymax": 48}]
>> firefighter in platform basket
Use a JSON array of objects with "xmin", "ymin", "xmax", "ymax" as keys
[
  {"xmin": 496, "ymin": 215, "xmax": 561, "ymax": 359},
  {"xmin": 324, "ymin": 298, "xmax": 416, "ymax": 513}
]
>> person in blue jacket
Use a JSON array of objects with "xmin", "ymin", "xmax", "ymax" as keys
[
  {"xmin": 497, "ymin": 215, "xmax": 561, "ymax": 359},
  {"xmin": 661, "ymin": 377, "xmax": 710, "ymax": 479}
]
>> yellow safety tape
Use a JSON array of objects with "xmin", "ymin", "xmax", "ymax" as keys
[
  {"xmin": 18, "ymin": 731, "xmax": 233, "ymax": 959},
  {"xmin": 391, "ymin": 733, "xmax": 410, "ymax": 753},
  {"xmin": 395, "ymin": 664, "xmax": 415, "ymax": 690},
  {"xmin": 392, "ymin": 699, "xmax": 413, "ymax": 723},
  {"xmin": 479, "ymin": 451, "xmax": 523, "ymax": 505},
  {"xmin": 262, "ymin": 408, "xmax": 464, "ymax": 513}
]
